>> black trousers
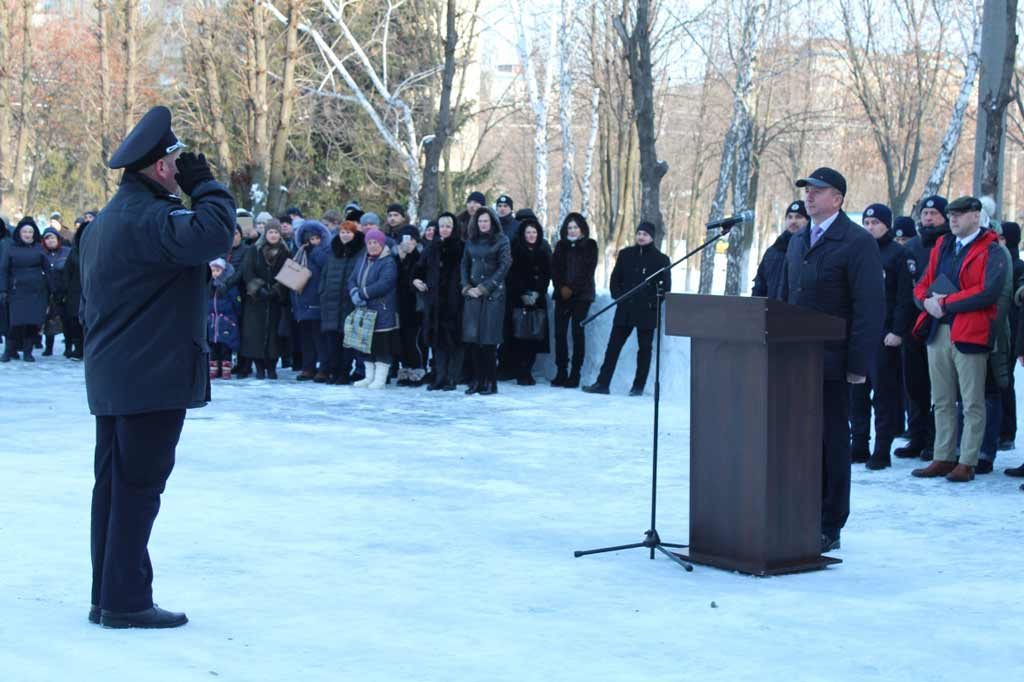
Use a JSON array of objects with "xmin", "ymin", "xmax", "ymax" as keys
[
  {"xmin": 901, "ymin": 337, "xmax": 935, "ymax": 448},
  {"xmin": 5, "ymin": 324, "xmax": 39, "ymax": 355},
  {"xmin": 823, "ymin": 380, "xmax": 851, "ymax": 539},
  {"xmin": 849, "ymin": 345, "xmax": 902, "ymax": 447},
  {"xmin": 469, "ymin": 344, "xmax": 497, "ymax": 385},
  {"xmin": 210, "ymin": 342, "xmax": 232, "ymax": 363},
  {"xmin": 554, "ymin": 300, "xmax": 591, "ymax": 375},
  {"xmin": 91, "ymin": 409, "xmax": 186, "ymax": 612},
  {"xmin": 1000, "ymin": 370, "xmax": 1017, "ymax": 443},
  {"xmin": 398, "ymin": 319, "xmax": 425, "ymax": 369},
  {"xmin": 323, "ymin": 330, "xmax": 356, "ymax": 378},
  {"xmin": 434, "ymin": 338, "xmax": 465, "ymax": 385},
  {"xmin": 299, "ymin": 319, "xmax": 326, "ymax": 373},
  {"xmin": 508, "ymin": 346, "xmax": 538, "ymax": 378},
  {"xmin": 596, "ymin": 324, "xmax": 654, "ymax": 389}
]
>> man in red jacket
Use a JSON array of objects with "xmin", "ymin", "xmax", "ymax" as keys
[{"xmin": 911, "ymin": 196, "xmax": 1007, "ymax": 482}]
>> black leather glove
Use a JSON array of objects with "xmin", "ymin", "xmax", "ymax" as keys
[{"xmin": 174, "ymin": 152, "xmax": 215, "ymax": 196}]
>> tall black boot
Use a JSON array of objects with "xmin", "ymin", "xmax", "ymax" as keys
[
  {"xmin": 851, "ymin": 437, "xmax": 870, "ymax": 464},
  {"xmin": 43, "ymin": 335, "xmax": 54, "ymax": 357},
  {"xmin": 866, "ymin": 439, "xmax": 892, "ymax": 470}
]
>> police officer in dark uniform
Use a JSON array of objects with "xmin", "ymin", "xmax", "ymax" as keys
[
  {"xmin": 779, "ymin": 168, "xmax": 884, "ymax": 552},
  {"xmin": 751, "ymin": 200, "xmax": 809, "ymax": 299},
  {"xmin": 894, "ymin": 195, "xmax": 949, "ymax": 461},
  {"xmin": 81, "ymin": 106, "xmax": 236, "ymax": 628},
  {"xmin": 849, "ymin": 204, "xmax": 915, "ymax": 470}
]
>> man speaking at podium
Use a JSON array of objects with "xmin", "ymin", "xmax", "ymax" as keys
[
  {"xmin": 779, "ymin": 167, "xmax": 884, "ymax": 553},
  {"xmin": 80, "ymin": 106, "xmax": 236, "ymax": 628}
]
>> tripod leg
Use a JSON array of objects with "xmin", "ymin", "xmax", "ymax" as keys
[
  {"xmin": 574, "ymin": 542, "xmax": 647, "ymax": 558},
  {"xmin": 654, "ymin": 544, "xmax": 694, "ymax": 572}
]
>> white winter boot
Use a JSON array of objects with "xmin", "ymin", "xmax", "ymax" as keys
[
  {"xmin": 368, "ymin": 362, "xmax": 390, "ymax": 389},
  {"xmin": 353, "ymin": 361, "xmax": 376, "ymax": 387}
]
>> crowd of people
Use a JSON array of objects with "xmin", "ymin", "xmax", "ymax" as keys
[
  {"xmin": 0, "ymin": 192, "xmax": 667, "ymax": 398},
  {"xmin": 753, "ymin": 189, "xmax": 1024, "ymax": 495}
]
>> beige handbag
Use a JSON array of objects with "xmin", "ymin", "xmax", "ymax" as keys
[{"xmin": 274, "ymin": 258, "xmax": 312, "ymax": 293}]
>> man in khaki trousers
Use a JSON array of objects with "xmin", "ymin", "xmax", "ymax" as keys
[{"xmin": 911, "ymin": 196, "xmax": 1007, "ymax": 482}]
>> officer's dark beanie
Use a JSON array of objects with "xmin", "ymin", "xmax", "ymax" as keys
[
  {"xmin": 920, "ymin": 195, "xmax": 948, "ymax": 219},
  {"xmin": 467, "ymin": 191, "xmax": 486, "ymax": 205},
  {"xmin": 636, "ymin": 222, "xmax": 657, "ymax": 239},
  {"xmin": 1002, "ymin": 222, "xmax": 1021, "ymax": 250},
  {"xmin": 893, "ymin": 216, "xmax": 917, "ymax": 239},
  {"xmin": 862, "ymin": 203, "xmax": 892, "ymax": 230}
]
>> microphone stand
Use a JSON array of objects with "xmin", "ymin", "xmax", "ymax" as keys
[{"xmin": 574, "ymin": 226, "xmax": 735, "ymax": 572}]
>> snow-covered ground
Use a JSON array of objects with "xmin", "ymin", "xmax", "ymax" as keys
[{"xmin": 1, "ymin": 351, "xmax": 1023, "ymax": 682}]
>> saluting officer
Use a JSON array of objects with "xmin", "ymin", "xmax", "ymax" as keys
[
  {"xmin": 849, "ymin": 204, "xmax": 915, "ymax": 470},
  {"xmin": 779, "ymin": 167, "xmax": 884, "ymax": 553},
  {"xmin": 81, "ymin": 106, "xmax": 236, "ymax": 629},
  {"xmin": 751, "ymin": 200, "xmax": 809, "ymax": 299}
]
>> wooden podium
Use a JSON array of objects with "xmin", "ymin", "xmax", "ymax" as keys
[{"xmin": 664, "ymin": 294, "xmax": 847, "ymax": 576}]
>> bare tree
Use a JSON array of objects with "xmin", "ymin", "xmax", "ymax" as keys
[
  {"xmin": 0, "ymin": 2, "xmax": 10, "ymax": 207},
  {"xmin": 95, "ymin": 0, "xmax": 115, "ymax": 197},
  {"xmin": 838, "ymin": 0, "xmax": 951, "ymax": 215},
  {"xmin": 556, "ymin": 0, "xmax": 579, "ymax": 227},
  {"xmin": 580, "ymin": 86, "xmax": 601, "ymax": 217},
  {"xmin": 974, "ymin": 0, "xmax": 1019, "ymax": 209},
  {"xmin": 420, "ymin": 0, "xmax": 458, "ymax": 221},
  {"xmin": 11, "ymin": 0, "xmax": 33, "ymax": 208},
  {"xmin": 614, "ymin": 0, "xmax": 668, "ymax": 248},
  {"xmin": 267, "ymin": 0, "xmax": 304, "ymax": 214},
  {"xmin": 122, "ymin": 0, "xmax": 139, "ymax": 137}
]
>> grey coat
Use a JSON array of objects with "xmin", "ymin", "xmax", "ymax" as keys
[{"xmin": 461, "ymin": 232, "xmax": 512, "ymax": 345}]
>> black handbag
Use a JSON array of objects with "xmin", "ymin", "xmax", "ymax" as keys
[{"xmin": 511, "ymin": 307, "xmax": 546, "ymax": 340}]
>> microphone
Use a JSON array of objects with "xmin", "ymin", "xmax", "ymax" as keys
[{"xmin": 706, "ymin": 210, "xmax": 754, "ymax": 230}]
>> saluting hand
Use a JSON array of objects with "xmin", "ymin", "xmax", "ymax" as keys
[{"xmin": 174, "ymin": 152, "xmax": 215, "ymax": 196}]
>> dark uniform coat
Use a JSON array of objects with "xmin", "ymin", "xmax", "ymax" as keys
[
  {"xmin": 80, "ymin": 171, "xmax": 236, "ymax": 416},
  {"xmin": 0, "ymin": 224, "xmax": 49, "ymax": 327},
  {"xmin": 62, "ymin": 223, "xmax": 88, "ymax": 322},
  {"xmin": 779, "ymin": 212, "xmax": 885, "ymax": 381},
  {"xmin": 609, "ymin": 243, "xmax": 671, "ymax": 330},
  {"xmin": 751, "ymin": 231, "xmax": 792, "ymax": 298},
  {"xmin": 877, "ymin": 231, "xmax": 916, "ymax": 339},
  {"xmin": 461, "ymin": 231, "xmax": 512, "ymax": 345}
]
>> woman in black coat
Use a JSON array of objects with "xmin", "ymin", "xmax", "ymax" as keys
[
  {"xmin": 505, "ymin": 217, "xmax": 552, "ymax": 385},
  {"xmin": 461, "ymin": 207, "xmax": 512, "ymax": 395},
  {"xmin": 0, "ymin": 218, "xmax": 10, "ymax": 341},
  {"xmin": 550, "ymin": 212, "xmax": 598, "ymax": 387},
  {"xmin": 414, "ymin": 212, "xmax": 465, "ymax": 391},
  {"xmin": 61, "ymin": 221, "xmax": 88, "ymax": 359},
  {"xmin": 319, "ymin": 221, "xmax": 365, "ymax": 383},
  {"xmin": 240, "ymin": 221, "xmax": 291, "ymax": 379},
  {"xmin": 0, "ymin": 218, "xmax": 48, "ymax": 362}
]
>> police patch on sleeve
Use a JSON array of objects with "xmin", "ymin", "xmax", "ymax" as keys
[{"xmin": 907, "ymin": 259, "xmax": 916, "ymax": 275}]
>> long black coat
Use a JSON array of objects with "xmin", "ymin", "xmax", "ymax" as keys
[
  {"xmin": 551, "ymin": 213, "xmax": 598, "ymax": 303},
  {"xmin": 751, "ymin": 231, "xmax": 792, "ymax": 298},
  {"xmin": 416, "ymin": 235, "xmax": 464, "ymax": 347},
  {"xmin": 506, "ymin": 231, "xmax": 552, "ymax": 353},
  {"xmin": 62, "ymin": 223, "xmax": 88, "ymax": 321},
  {"xmin": 0, "ymin": 227, "xmax": 48, "ymax": 327},
  {"xmin": 877, "ymin": 231, "xmax": 915, "ymax": 338},
  {"xmin": 397, "ymin": 247, "xmax": 422, "ymax": 328},
  {"xmin": 461, "ymin": 232, "xmax": 512, "ymax": 345},
  {"xmin": 779, "ymin": 211, "xmax": 885, "ymax": 381},
  {"xmin": 319, "ymin": 230, "xmax": 365, "ymax": 333},
  {"xmin": 240, "ymin": 240, "xmax": 291, "ymax": 359},
  {"xmin": 609, "ymin": 243, "xmax": 671, "ymax": 330},
  {"xmin": 80, "ymin": 171, "xmax": 236, "ymax": 416},
  {"xmin": 0, "ymin": 221, "xmax": 9, "ymax": 333}
]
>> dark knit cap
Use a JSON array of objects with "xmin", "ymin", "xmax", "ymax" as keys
[
  {"xmin": 466, "ymin": 191, "xmax": 486, "ymax": 205},
  {"xmin": 1001, "ymin": 222, "xmax": 1021, "ymax": 250},
  {"xmin": 784, "ymin": 200, "xmax": 809, "ymax": 220},
  {"xmin": 636, "ymin": 221, "xmax": 657, "ymax": 239},
  {"xmin": 386, "ymin": 203, "xmax": 406, "ymax": 217},
  {"xmin": 893, "ymin": 216, "xmax": 917, "ymax": 239},
  {"xmin": 862, "ymin": 203, "xmax": 892, "ymax": 229},
  {"xmin": 920, "ymin": 195, "xmax": 948, "ymax": 218}
]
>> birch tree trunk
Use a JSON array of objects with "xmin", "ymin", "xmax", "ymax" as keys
[
  {"xmin": 419, "ymin": 0, "xmax": 458, "ymax": 223},
  {"xmin": 514, "ymin": 0, "xmax": 556, "ymax": 227},
  {"xmin": 556, "ymin": 0, "xmax": 578, "ymax": 228},
  {"xmin": 724, "ymin": 1, "xmax": 769, "ymax": 296},
  {"xmin": 920, "ymin": 15, "xmax": 982, "ymax": 204},
  {"xmin": 248, "ymin": 1, "xmax": 271, "ymax": 212},
  {"xmin": 614, "ymin": 0, "xmax": 668, "ymax": 250},
  {"xmin": 12, "ymin": 0, "xmax": 33, "ymax": 208},
  {"xmin": 196, "ymin": 11, "xmax": 233, "ymax": 177},
  {"xmin": 580, "ymin": 87, "xmax": 600, "ymax": 217},
  {"xmin": 96, "ymin": 1, "xmax": 115, "ymax": 197},
  {"xmin": 122, "ymin": 0, "xmax": 138, "ymax": 137},
  {"xmin": 267, "ymin": 0, "xmax": 301, "ymax": 214}
]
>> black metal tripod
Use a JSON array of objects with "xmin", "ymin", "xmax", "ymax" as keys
[{"xmin": 573, "ymin": 228, "xmax": 734, "ymax": 572}]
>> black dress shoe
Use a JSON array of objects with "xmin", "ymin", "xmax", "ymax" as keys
[
  {"xmin": 516, "ymin": 375, "xmax": 536, "ymax": 386},
  {"xmin": 975, "ymin": 459, "xmax": 994, "ymax": 474},
  {"xmin": 478, "ymin": 382, "xmax": 498, "ymax": 395},
  {"xmin": 629, "ymin": 386, "xmax": 644, "ymax": 397},
  {"xmin": 1004, "ymin": 463, "xmax": 1024, "ymax": 477},
  {"xmin": 919, "ymin": 448, "xmax": 934, "ymax": 461},
  {"xmin": 865, "ymin": 454, "xmax": 891, "ymax": 470},
  {"xmin": 441, "ymin": 382, "xmax": 457, "ymax": 391},
  {"xmin": 894, "ymin": 443, "xmax": 923, "ymax": 459},
  {"xmin": 89, "ymin": 605, "xmax": 101, "ymax": 624},
  {"xmin": 464, "ymin": 382, "xmax": 480, "ymax": 395},
  {"xmin": 22, "ymin": 352, "xmax": 35, "ymax": 363},
  {"xmin": 582, "ymin": 383, "xmax": 609, "ymax": 395},
  {"xmin": 850, "ymin": 440, "xmax": 870, "ymax": 463},
  {"xmin": 267, "ymin": 366, "xmax": 278, "ymax": 380},
  {"xmin": 550, "ymin": 372, "xmax": 568, "ymax": 387},
  {"xmin": 821, "ymin": 534, "xmax": 840, "ymax": 553},
  {"xmin": 0, "ymin": 353, "xmax": 11, "ymax": 363},
  {"xmin": 998, "ymin": 440, "xmax": 1015, "ymax": 451},
  {"xmin": 101, "ymin": 606, "xmax": 188, "ymax": 629}
]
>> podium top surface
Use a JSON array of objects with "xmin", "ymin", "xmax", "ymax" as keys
[{"xmin": 665, "ymin": 294, "xmax": 846, "ymax": 344}]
